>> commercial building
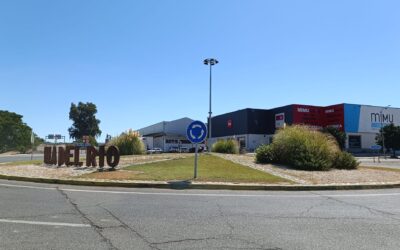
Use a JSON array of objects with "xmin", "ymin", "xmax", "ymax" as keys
[
  {"xmin": 210, "ymin": 104, "xmax": 400, "ymax": 152},
  {"xmin": 138, "ymin": 117, "xmax": 202, "ymax": 152},
  {"xmin": 210, "ymin": 108, "xmax": 271, "ymax": 151}
]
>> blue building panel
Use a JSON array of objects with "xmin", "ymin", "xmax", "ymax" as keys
[{"xmin": 344, "ymin": 104, "xmax": 361, "ymax": 133}]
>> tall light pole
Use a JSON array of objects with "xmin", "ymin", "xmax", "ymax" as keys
[
  {"xmin": 204, "ymin": 58, "xmax": 219, "ymax": 152},
  {"xmin": 380, "ymin": 105, "xmax": 391, "ymax": 159}
]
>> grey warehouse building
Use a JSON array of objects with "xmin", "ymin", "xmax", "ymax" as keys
[{"xmin": 138, "ymin": 117, "xmax": 202, "ymax": 152}]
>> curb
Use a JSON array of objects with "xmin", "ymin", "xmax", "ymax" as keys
[{"xmin": 1, "ymin": 174, "xmax": 400, "ymax": 191}]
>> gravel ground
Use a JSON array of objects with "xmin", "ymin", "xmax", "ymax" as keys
[
  {"xmin": 1, "ymin": 153, "xmax": 400, "ymax": 185},
  {"xmin": 213, "ymin": 153, "xmax": 400, "ymax": 185},
  {"xmin": 0, "ymin": 153, "xmax": 192, "ymax": 179}
]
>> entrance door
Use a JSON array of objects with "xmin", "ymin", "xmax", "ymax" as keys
[{"xmin": 237, "ymin": 137, "xmax": 246, "ymax": 150}]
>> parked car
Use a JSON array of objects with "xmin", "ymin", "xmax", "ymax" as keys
[
  {"xmin": 180, "ymin": 147, "xmax": 188, "ymax": 153},
  {"xmin": 154, "ymin": 148, "xmax": 163, "ymax": 153},
  {"xmin": 147, "ymin": 148, "xmax": 163, "ymax": 154},
  {"xmin": 169, "ymin": 147, "xmax": 179, "ymax": 153}
]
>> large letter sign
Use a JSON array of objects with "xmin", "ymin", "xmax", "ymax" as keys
[{"xmin": 44, "ymin": 145, "xmax": 120, "ymax": 169}]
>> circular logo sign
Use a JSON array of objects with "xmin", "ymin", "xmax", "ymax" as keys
[{"xmin": 186, "ymin": 121, "xmax": 208, "ymax": 143}]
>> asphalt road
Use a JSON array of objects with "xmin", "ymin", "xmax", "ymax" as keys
[
  {"xmin": 0, "ymin": 154, "xmax": 43, "ymax": 163},
  {"xmin": 1, "ymin": 180, "xmax": 400, "ymax": 249}
]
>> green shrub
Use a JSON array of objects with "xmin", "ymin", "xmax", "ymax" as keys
[
  {"xmin": 108, "ymin": 130, "xmax": 145, "ymax": 155},
  {"xmin": 332, "ymin": 151, "xmax": 359, "ymax": 169},
  {"xmin": 264, "ymin": 125, "xmax": 340, "ymax": 171},
  {"xmin": 212, "ymin": 139, "xmax": 239, "ymax": 154},
  {"xmin": 255, "ymin": 144, "xmax": 276, "ymax": 163},
  {"xmin": 321, "ymin": 127, "xmax": 346, "ymax": 150},
  {"xmin": 88, "ymin": 136, "xmax": 98, "ymax": 146}
]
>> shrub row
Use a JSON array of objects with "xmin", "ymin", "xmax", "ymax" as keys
[
  {"xmin": 108, "ymin": 130, "xmax": 145, "ymax": 155},
  {"xmin": 212, "ymin": 139, "xmax": 239, "ymax": 154},
  {"xmin": 255, "ymin": 125, "xmax": 359, "ymax": 171}
]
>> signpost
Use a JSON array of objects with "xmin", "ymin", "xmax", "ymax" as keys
[
  {"xmin": 30, "ymin": 131, "xmax": 35, "ymax": 160},
  {"xmin": 186, "ymin": 121, "xmax": 207, "ymax": 179},
  {"xmin": 371, "ymin": 145, "xmax": 382, "ymax": 163},
  {"xmin": 46, "ymin": 134, "xmax": 65, "ymax": 144}
]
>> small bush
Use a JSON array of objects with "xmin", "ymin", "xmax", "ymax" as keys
[
  {"xmin": 271, "ymin": 125, "xmax": 340, "ymax": 171},
  {"xmin": 212, "ymin": 139, "xmax": 239, "ymax": 154},
  {"xmin": 332, "ymin": 152, "xmax": 359, "ymax": 170},
  {"xmin": 255, "ymin": 144, "xmax": 276, "ymax": 163},
  {"xmin": 108, "ymin": 130, "xmax": 145, "ymax": 155},
  {"xmin": 255, "ymin": 125, "xmax": 342, "ymax": 171}
]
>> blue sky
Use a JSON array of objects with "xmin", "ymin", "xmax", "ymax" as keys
[{"xmin": 1, "ymin": 0, "xmax": 399, "ymax": 142}]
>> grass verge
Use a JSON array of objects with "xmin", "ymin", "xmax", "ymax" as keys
[{"xmin": 82, "ymin": 154, "xmax": 289, "ymax": 184}]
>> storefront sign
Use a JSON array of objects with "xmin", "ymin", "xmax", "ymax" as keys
[
  {"xmin": 357, "ymin": 106, "xmax": 400, "ymax": 133},
  {"xmin": 227, "ymin": 119, "xmax": 232, "ymax": 128},
  {"xmin": 275, "ymin": 113, "xmax": 285, "ymax": 128},
  {"xmin": 44, "ymin": 145, "xmax": 120, "ymax": 168}
]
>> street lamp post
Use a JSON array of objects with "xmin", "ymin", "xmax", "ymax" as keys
[
  {"xmin": 380, "ymin": 105, "xmax": 391, "ymax": 159},
  {"xmin": 203, "ymin": 58, "xmax": 219, "ymax": 152}
]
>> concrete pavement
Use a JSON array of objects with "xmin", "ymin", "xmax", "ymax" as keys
[
  {"xmin": 357, "ymin": 156, "xmax": 400, "ymax": 169},
  {"xmin": 0, "ymin": 153, "xmax": 43, "ymax": 163},
  {"xmin": 1, "ymin": 179, "xmax": 400, "ymax": 249}
]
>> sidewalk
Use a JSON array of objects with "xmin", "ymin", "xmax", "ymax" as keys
[{"xmin": 356, "ymin": 157, "xmax": 400, "ymax": 169}]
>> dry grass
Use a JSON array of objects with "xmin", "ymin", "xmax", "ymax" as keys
[{"xmin": 81, "ymin": 154, "xmax": 290, "ymax": 184}]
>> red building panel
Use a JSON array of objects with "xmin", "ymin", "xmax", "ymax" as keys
[
  {"xmin": 292, "ymin": 104, "xmax": 324, "ymax": 128},
  {"xmin": 292, "ymin": 104, "xmax": 345, "ymax": 131},
  {"xmin": 323, "ymin": 104, "xmax": 344, "ymax": 131}
]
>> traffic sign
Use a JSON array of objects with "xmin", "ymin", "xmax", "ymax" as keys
[
  {"xmin": 186, "ymin": 121, "xmax": 207, "ymax": 179},
  {"xmin": 186, "ymin": 121, "xmax": 207, "ymax": 144}
]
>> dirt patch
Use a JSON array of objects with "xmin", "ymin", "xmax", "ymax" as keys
[{"xmin": 0, "ymin": 153, "xmax": 193, "ymax": 179}]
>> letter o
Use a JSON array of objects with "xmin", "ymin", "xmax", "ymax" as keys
[{"xmin": 106, "ymin": 146, "xmax": 120, "ymax": 169}]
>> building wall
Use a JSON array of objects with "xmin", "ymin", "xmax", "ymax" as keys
[
  {"xmin": 211, "ymin": 109, "xmax": 248, "ymax": 137},
  {"xmin": 138, "ymin": 117, "xmax": 195, "ymax": 151},
  {"xmin": 209, "ymin": 134, "xmax": 271, "ymax": 152},
  {"xmin": 138, "ymin": 122, "xmax": 165, "ymax": 137},
  {"xmin": 164, "ymin": 117, "xmax": 194, "ymax": 135},
  {"xmin": 142, "ymin": 137, "xmax": 154, "ymax": 150},
  {"xmin": 344, "ymin": 104, "xmax": 400, "ymax": 133},
  {"xmin": 267, "ymin": 105, "xmax": 294, "ymax": 133},
  {"xmin": 153, "ymin": 136, "xmax": 164, "ymax": 149},
  {"xmin": 346, "ymin": 132, "xmax": 377, "ymax": 151},
  {"xmin": 344, "ymin": 104, "xmax": 400, "ymax": 150}
]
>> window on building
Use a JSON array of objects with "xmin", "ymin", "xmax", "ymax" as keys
[
  {"xmin": 348, "ymin": 135, "xmax": 361, "ymax": 149},
  {"xmin": 166, "ymin": 139, "xmax": 179, "ymax": 144},
  {"xmin": 237, "ymin": 137, "xmax": 246, "ymax": 149}
]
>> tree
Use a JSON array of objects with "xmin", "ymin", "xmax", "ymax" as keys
[
  {"xmin": 0, "ymin": 110, "xmax": 32, "ymax": 153},
  {"xmin": 321, "ymin": 127, "xmax": 346, "ymax": 150},
  {"xmin": 376, "ymin": 123, "xmax": 400, "ymax": 158},
  {"xmin": 68, "ymin": 102, "xmax": 101, "ymax": 141}
]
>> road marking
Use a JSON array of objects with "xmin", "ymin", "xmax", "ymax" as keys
[
  {"xmin": 0, "ymin": 219, "xmax": 90, "ymax": 228},
  {"xmin": 1, "ymin": 182, "xmax": 400, "ymax": 198},
  {"xmin": 60, "ymin": 188, "xmax": 400, "ymax": 198},
  {"xmin": 0, "ymin": 183, "xmax": 56, "ymax": 190}
]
